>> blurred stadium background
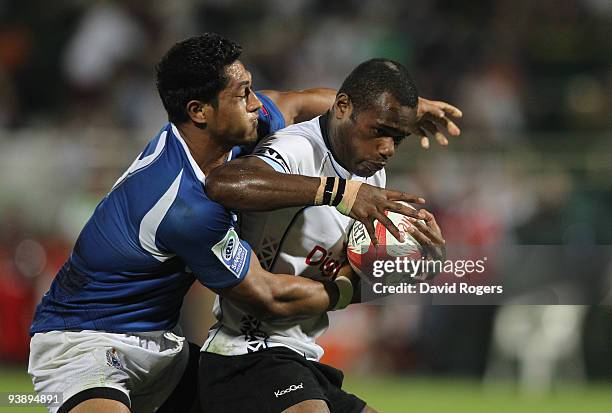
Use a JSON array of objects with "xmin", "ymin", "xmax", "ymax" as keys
[{"xmin": 1, "ymin": 1, "xmax": 611, "ymax": 411}]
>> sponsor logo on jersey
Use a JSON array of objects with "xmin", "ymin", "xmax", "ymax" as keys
[
  {"xmin": 274, "ymin": 382, "xmax": 304, "ymax": 398},
  {"xmin": 305, "ymin": 245, "xmax": 342, "ymax": 278},
  {"xmin": 224, "ymin": 237, "xmax": 235, "ymax": 260},
  {"xmin": 212, "ymin": 228, "xmax": 248, "ymax": 278}
]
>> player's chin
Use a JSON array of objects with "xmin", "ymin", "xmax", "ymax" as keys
[
  {"xmin": 242, "ymin": 127, "xmax": 259, "ymax": 143},
  {"xmin": 354, "ymin": 165, "xmax": 377, "ymax": 178}
]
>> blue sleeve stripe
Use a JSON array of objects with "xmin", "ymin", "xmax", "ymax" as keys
[
  {"xmin": 255, "ymin": 92, "xmax": 286, "ymax": 134},
  {"xmin": 254, "ymin": 155, "xmax": 288, "ymax": 173}
]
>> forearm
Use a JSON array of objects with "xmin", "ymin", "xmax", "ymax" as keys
[
  {"xmin": 262, "ymin": 273, "xmax": 339, "ymax": 319},
  {"xmin": 220, "ymin": 253, "xmax": 342, "ymax": 320},
  {"xmin": 206, "ymin": 157, "xmax": 319, "ymax": 211}
]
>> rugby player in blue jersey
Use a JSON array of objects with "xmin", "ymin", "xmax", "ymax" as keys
[{"xmin": 28, "ymin": 33, "xmax": 461, "ymax": 413}]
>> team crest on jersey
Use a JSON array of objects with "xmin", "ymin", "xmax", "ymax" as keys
[
  {"xmin": 106, "ymin": 348, "xmax": 122, "ymax": 369},
  {"xmin": 212, "ymin": 228, "xmax": 248, "ymax": 278}
]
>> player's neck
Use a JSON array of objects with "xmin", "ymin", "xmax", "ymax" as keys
[
  {"xmin": 176, "ymin": 123, "xmax": 230, "ymax": 176},
  {"xmin": 325, "ymin": 112, "xmax": 352, "ymax": 173}
]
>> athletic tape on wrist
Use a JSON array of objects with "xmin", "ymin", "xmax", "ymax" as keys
[
  {"xmin": 332, "ymin": 275, "xmax": 353, "ymax": 310},
  {"xmin": 314, "ymin": 177, "xmax": 327, "ymax": 205},
  {"xmin": 335, "ymin": 180, "xmax": 362, "ymax": 215},
  {"xmin": 315, "ymin": 177, "xmax": 348, "ymax": 206},
  {"xmin": 331, "ymin": 179, "xmax": 346, "ymax": 206},
  {"xmin": 322, "ymin": 177, "xmax": 336, "ymax": 205}
]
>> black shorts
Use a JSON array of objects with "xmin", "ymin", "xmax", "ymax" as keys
[{"xmin": 199, "ymin": 348, "xmax": 366, "ymax": 413}]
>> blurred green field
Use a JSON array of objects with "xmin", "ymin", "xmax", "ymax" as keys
[{"xmin": 0, "ymin": 366, "xmax": 611, "ymax": 412}]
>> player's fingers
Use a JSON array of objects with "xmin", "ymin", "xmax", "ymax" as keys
[
  {"xmin": 382, "ymin": 201, "xmax": 421, "ymax": 218},
  {"xmin": 376, "ymin": 211, "xmax": 404, "ymax": 242},
  {"xmin": 426, "ymin": 113, "xmax": 461, "ymax": 137},
  {"xmin": 408, "ymin": 209, "xmax": 442, "ymax": 243},
  {"xmin": 445, "ymin": 118, "xmax": 461, "ymax": 136},
  {"xmin": 384, "ymin": 190, "xmax": 425, "ymax": 204},
  {"xmin": 430, "ymin": 100, "xmax": 463, "ymax": 118},
  {"xmin": 405, "ymin": 223, "xmax": 434, "ymax": 246},
  {"xmin": 417, "ymin": 208, "xmax": 443, "ymax": 235},
  {"xmin": 409, "ymin": 218, "xmax": 445, "ymax": 245},
  {"xmin": 421, "ymin": 122, "xmax": 449, "ymax": 147},
  {"xmin": 363, "ymin": 219, "xmax": 379, "ymax": 247},
  {"xmin": 416, "ymin": 208, "xmax": 434, "ymax": 222},
  {"xmin": 418, "ymin": 98, "xmax": 445, "ymax": 118},
  {"xmin": 420, "ymin": 135, "xmax": 430, "ymax": 149}
]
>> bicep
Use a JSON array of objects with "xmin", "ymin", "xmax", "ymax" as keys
[{"xmin": 158, "ymin": 204, "xmax": 252, "ymax": 289}]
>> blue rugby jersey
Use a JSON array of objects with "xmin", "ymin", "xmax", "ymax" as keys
[{"xmin": 30, "ymin": 92, "xmax": 285, "ymax": 334}]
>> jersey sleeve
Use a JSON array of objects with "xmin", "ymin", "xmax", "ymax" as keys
[
  {"xmin": 249, "ymin": 130, "xmax": 316, "ymax": 175},
  {"xmin": 256, "ymin": 91, "xmax": 286, "ymax": 137},
  {"xmin": 157, "ymin": 197, "xmax": 252, "ymax": 290}
]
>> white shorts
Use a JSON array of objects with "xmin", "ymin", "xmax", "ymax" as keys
[{"xmin": 28, "ymin": 328, "xmax": 189, "ymax": 413}]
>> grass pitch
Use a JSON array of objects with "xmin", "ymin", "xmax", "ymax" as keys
[{"xmin": 0, "ymin": 366, "xmax": 610, "ymax": 412}]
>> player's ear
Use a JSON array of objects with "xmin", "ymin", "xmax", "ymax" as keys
[
  {"xmin": 334, "ymin": 93, "xmax": 353, "ymax": 120},
  {"xmin": 186, "ymin": 100, "xmax": 213, "ymax": 127}
]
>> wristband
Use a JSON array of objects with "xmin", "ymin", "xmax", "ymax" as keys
[
  {"xmin": 332, "ymin": 275, "xmax": 353, "ymax": 310},
  {"xmin": 335, "ymin": 180, "xmax": 362, "ymax": 215},
  {"xmin": 314, "ymin": 177, "xmax": 361, "ymax": 216},
  {"xmin": 315, "ymin": 177, "xmax": 347, "ymax": 206},
  {"xmin": 314, "ymin": 177, "xmax": 326, "ymax": 205}
]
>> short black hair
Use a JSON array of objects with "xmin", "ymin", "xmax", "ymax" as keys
[
  {"xmin": 155, "ymin": 33, "xmax": 242, "ymax": 124},
  {"xmin": 338, "ymin": 58, "xmax": 418, "ymax": 115}
]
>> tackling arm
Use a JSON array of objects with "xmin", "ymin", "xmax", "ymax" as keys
[
  {"xmin": 206, "ymin": 156, "xmax": 423, "ymax": 244},
  {"xmin": 216, "ymin": 251, "xmax": 346, "ymax": 320},
  {"xmin": 206, "ymin": 156, "xmax": 318, "ymax": 211}
]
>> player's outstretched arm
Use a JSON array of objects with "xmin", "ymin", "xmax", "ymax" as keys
[
  {"xmin": 261, "ymin": 90, "xmax": 462, "ymax": 147},
  {"xmin": 259, "ymin": 88, "xmax": 336, "ymax": 126},
  {"xmin": 206, "ymin": 157, "xmax": 424, "ymax": 244},
  {"xmin": 215, "ymin": 251, "xmax": 353, "ymax": 320},
  {"xmin": 259, "ymin": 90, "xmax": 463, "ymax": 147}
]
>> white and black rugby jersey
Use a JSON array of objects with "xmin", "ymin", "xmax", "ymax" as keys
[{"xmin": 202, "ymin": 113, "xmax": 385, "ymax": 360}]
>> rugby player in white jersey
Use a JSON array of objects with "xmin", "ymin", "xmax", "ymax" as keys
[
  {"xmin": 200, "ymin": 59, "xmax": 448, "ymax": 413},
  {"xmin": 28, "ymin": 32, "xmax": 459, "ymax": 413}
]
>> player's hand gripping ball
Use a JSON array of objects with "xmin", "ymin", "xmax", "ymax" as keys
[{"xmin": 347, "ymin": 202, "xmax": 424, "ymax": 284}]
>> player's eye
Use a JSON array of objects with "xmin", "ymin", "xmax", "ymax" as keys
[
  {"xmin": 237, "ymin": 88, "xmax": 249, "ymax": 98},
  {"xmin": 374, "ymin": 128, "xmax": 386, "ymax": 136},
  {"xmin": 393, "ymin": 136, "xmax": 405, "ymax": 145}
]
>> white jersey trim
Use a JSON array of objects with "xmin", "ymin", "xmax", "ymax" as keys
[
  {"xmin": 171, "ymin": 123, "xmax": 206, "ymax": 183},
  {"xmin": 139, "ymin": 169, "xmax": 183, "ymax": 262}
]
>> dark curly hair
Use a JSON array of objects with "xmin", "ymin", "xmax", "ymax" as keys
[
  {"xmin": 155, "ymin": 33, "xmax": 242, "ymax": 124},
  {"xmin": 338, "ymin": 58, "xmax": 418, "ymax": 116}
]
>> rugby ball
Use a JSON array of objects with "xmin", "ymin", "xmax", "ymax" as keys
[{"xmin": 347, "ymin": 202, "xmax": 424, "ymax": 280}]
